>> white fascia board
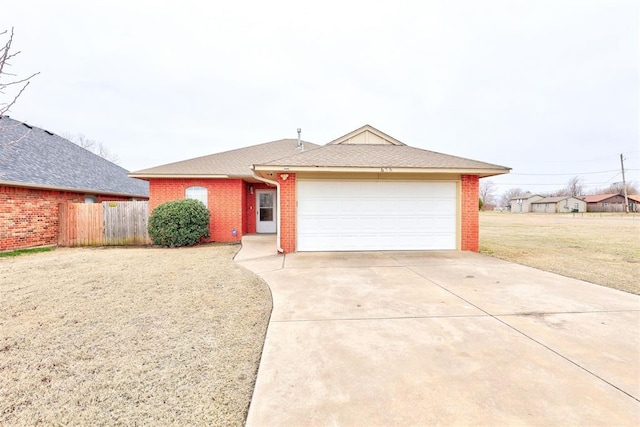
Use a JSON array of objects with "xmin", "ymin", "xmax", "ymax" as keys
[
  {"xmin": 253, "ymin": 165, "xmax": 510, "ymax": 177},
  {"xmin": 127, "ymin": 173, "xmax": 231, "ymax": 179}
]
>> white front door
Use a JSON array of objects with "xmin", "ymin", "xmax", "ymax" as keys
[{"xmin": 256, "ymin": 190, "xmax": 277, "ymax": 233}]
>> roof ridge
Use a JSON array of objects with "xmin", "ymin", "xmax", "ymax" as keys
[
  {"xmin": 139, "ymin": 138, "xmax": 319, "ymax": 170},
  {"xmin": 257, "ymin": 142, "xmax": 325, "ymax": 165}
]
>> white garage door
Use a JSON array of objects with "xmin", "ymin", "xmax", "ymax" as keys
[{"xmin": 297, "ymin": 181, "xmax": 457, "ymax": 251}]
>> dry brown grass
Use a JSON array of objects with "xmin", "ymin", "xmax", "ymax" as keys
[
  {"xmin": 480, "ymin": 212, "xmax": 640, "ymax": 295},
  {"xmin": 0, "ymin": 245, "xmax": 272, "ymax": 426}
]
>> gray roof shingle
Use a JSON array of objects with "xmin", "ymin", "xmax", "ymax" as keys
[
  {"xmin": 130, "ymin": 139, "xmax": 320, "ymax": 177},
  {"xmin": 532, "ymin": 196, "xmax": 583, "ymax": 203},
  {"xmin": 0, "ymin": 116, "xmax": 149, "ymax": 197},
  {"xmin": 260, "ymin": 144, "xmax": 509, "ymax": 171},
  {"xmin": 130, "ymin": 124, "xmax": 510, "ymax": 178}
]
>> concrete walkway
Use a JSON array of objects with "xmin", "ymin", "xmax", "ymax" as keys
[{"xmin": 236, "ymin": 236, "xmax": 640, "ymax": 426}]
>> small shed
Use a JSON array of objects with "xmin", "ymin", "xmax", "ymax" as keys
[
  {"xmin": 531, "ymin": 196, "xmax": 587, "ymax": 213},
  {"xmin": 509, "ymin": 193, "xmax": 543, "ymax": 213}
]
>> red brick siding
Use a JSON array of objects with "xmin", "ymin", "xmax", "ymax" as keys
[
  {"xmin": 0, "ymin": 185, "xmax": 131, "ymax": 252},
  {"xmin": 461, "ymin": 175, "xmax": 480, "ymax": 251},
  {"xmin": 278, "ymin": 173, "xmax": 296, "ymax": 253},
  {"xmin": 148, "ymin": 178, "xmax": 244, "ymax": 242}
]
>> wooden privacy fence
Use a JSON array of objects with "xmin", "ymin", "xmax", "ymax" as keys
[
  {"xmin": 587, "ymin": 203, "xmax": 639, "ymax": 213},
  {"xmin": 59, "ymin": 201, "xmax": 149, "ymax": 246}
]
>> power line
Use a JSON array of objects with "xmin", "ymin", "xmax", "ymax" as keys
[
  {"xmin": 493, "ymin": 181, "xmax": 637, "ymax": 187},
  {"xmin": 604, "ymin": 172, "xmax": 621, "ymax": 184},
  {"xmin": 509, "ymin": 169, "xmax": 619, "ymax": 176}
]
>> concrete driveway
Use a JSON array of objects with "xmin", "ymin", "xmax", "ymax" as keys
[{"xmin": 236, "ymin": 238, "xmax": 640, "ymax": 426}]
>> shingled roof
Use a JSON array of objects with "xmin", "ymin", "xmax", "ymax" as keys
[
  {"xmin": 256, "ymin": 125, "xmax": 510, "ymax": 177},
  {"xmin": 129, "ymin": 139, "xmax": 320, "ymax": 178},
  {"xmin": 260, "ymin": 144, "xmax": 508, "ymax": 170},
  {"xmin": 130, "ymin": 124, "xmax": 510, "ymax": 179},
  {"xmin": 0, "ymin": 116, "xmax": 148, "ymax": 197},
  {"xmin": 582, "ymin": 194, "xmax": 621, "ymax": 203},
  {"xmin": 531, "ymin": 196, "xmax": 583, "ymax": 204}
]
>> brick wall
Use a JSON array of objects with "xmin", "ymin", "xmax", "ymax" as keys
[
  {"xmin": 278, "ymin": 173, "xmax": 296, "ymax": 253},
  {"xmin": 460, "ymin": 175, "xmax": 480, "ymax": 251},
  {"xmin": 148, "ymin": 178, "xmax": 244, "ymax": 243},
  {"xmin": 146, "ymin": 175, "xmax": 481, "ymax": 252},
  {"xmin": 0, "ymin": 185, "xmax": 131, "ymax": 252}
]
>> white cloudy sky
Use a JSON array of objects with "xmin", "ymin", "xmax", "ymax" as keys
[{"xmin": 2, "ymin": 0, "xmax": 638, "ymax": 197}]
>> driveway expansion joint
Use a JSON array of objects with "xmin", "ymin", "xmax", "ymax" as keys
[
  {"xmin": 408, "ymin": 266, "xmax": 640, "ymax": 403},
  {"xmin": 496, "ymin": 309, "xmax": 640, "ymax": 317},
  {"xmin": 270, "ymin": 314, "xmax": 491, "ymax": 323},
  {"xmin": 246, "ymin": 250, "xmax": 640, "ymax": 425}
]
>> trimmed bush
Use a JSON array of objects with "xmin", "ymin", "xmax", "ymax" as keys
[{"xmin": 148, "ymin": 199, "xmax": 210, "ymax": 247}]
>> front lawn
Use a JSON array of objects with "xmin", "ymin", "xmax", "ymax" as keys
[
  {"xmin": 0, "ymin": 245, "xmax": 272, "ymax": 425},
  {"xmin": 480, "ymin": 212, "xmax": 640, "ymax": 295}
]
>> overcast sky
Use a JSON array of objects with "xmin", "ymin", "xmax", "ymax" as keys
[{"xmin": 2, "ymin": 0, "xmax": 638, "ymax": 197}]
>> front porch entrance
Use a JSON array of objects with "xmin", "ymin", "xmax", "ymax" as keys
[{"xmin": 256, "ymin": 190, "xmax": 277, "ymax": 233}]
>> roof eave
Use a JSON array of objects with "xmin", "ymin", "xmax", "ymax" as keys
[
  {"xmin": 253, "ymin": 165, "xmax": 510, "ymax": 177},
  {"xmin": 0, "ymin": 180, "xmax": 149, "ymax": 199},
  {"xmin": 128, "ymin": 173, "xmax": 232, "ymax": 179}
]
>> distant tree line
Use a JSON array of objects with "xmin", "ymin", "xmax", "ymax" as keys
[{"xmin": 480, "ymin": 176, "xmax": 639, "ymax": 210}]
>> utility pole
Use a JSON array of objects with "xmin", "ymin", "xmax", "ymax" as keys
[{"xmin": 620, "ymin": 153, "xmax": 629, "ymax": 214}]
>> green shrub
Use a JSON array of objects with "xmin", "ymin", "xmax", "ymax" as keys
[{"xmin": 148, "ymin": 199, "xmax": 211, "ymax": 247}]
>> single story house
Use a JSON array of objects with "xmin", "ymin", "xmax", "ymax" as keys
[
  {"xmin": 583, "ymin": 193, "xmax": 635, "ymax": 212},
  {"xmin": 509, "ymin": 193, "xmax": 543, "ymax": 213},
  {"xmin": 130, "ymin": 125, "xmax": 510, "ymax": 253},
  {"xmin": 530, "ymin": 196, "xmax": 587, "ymax": 213},
  {"xmin": 0, "ymin": 116, "xmax": 149, "ymax": 251}
]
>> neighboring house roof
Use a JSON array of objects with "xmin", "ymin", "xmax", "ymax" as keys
[
  {"xmin": 628, "ymin": 195, "xmax": 640, "ymax": 203},
  {"xmin": 531, "ymin": 196, "xmax": 584, "ymax": 204},
  {"xmin": 129, "ymin": 139, "xmax": 320, "ymax": 179},
  {"xmin": 509, "ymin": 193, "xmax": 542, "ymax": 201},
  {"xmin": 582, "ymin": 194, "xmax": 622, "ymax": 203},
  {"xmin": 0, "ymin": 116, "xmax": 148, "ymax": 197},
  {"xmin": 256, "ymin": 125, "xmax": 510, "ymax": 177}
]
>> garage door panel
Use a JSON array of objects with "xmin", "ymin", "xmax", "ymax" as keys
[
  {"xmin": 297, "ymin": 181, "xmax": 457, "ymax": 251},
  {"xmin": 299, "ymin": 234, "xmax": 456, "ymax": 251}
]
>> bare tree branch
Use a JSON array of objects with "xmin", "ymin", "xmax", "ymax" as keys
[
  {"xmin": 500, "ymin": 188, "xmax": 527, "ymax": 207},
  {"xmin": 1, "ymin": 80, "xmax": 32, "ymax": 116},
  {"xmin": 1, "ymin": 73, "xmax": 40, "ymax": 87},
  {"xmin": 555, "ymin": 176, "xmax": 583, "ymax": 197},
  {"xmin": 64, "ymin": 132, "xmax": 121, "ymax": 164},
  {"xmin": 1, "ymin": 27, "xmax": 39, "ymax": 116},
  {"xmin": 479, "ymin": 180, "xmax": 497, "ymax": 210}
]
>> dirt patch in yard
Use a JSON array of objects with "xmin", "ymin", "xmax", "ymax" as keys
[
  {"xmin": 480, "ymin": 212, "xmax": 640, "ymax": 295},
  {"xmin": 0, "ymin": 245, "xmax": 272, "ymax": 426}
]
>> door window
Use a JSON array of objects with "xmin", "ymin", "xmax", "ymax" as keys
[{"xmin": 259, "ymin": 193, "xmax": 274, "ymax": 221}]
